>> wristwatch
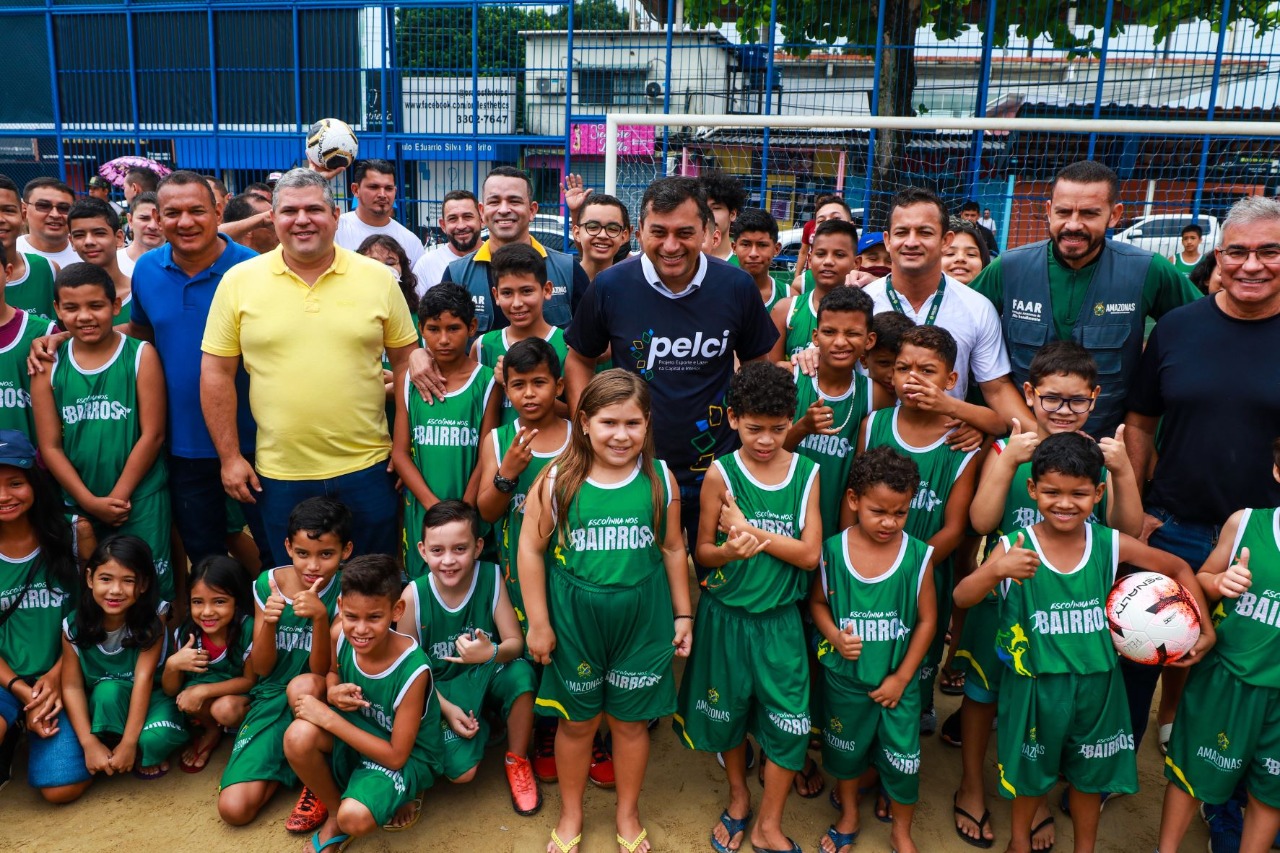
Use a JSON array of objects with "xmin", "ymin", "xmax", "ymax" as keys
[{"xmin": 493, "ymin": 472, "xmax": 519, "ymax": 494}]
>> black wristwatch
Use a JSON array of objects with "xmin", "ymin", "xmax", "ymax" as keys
[{"xmin": 493, "ymin": 472, "xmax": 519, "ymax": 494}]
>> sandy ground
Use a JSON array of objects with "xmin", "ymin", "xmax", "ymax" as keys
[{"xmin": 3, "ymin": 580, "xmax": 1206, "ymax": 853}]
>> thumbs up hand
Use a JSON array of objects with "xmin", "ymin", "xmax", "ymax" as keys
[
  {"xmin": 292, "ymin": 576, "xmax": 328, "ymax": 622},
  {"xmin": 1221, "ymin": 547, "xmax": 1253, "ymax": 599},
  {"xmin": 998, "ymin": 533, "xmax": 1040, "ymax": 581}
]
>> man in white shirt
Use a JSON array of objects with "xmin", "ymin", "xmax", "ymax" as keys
[
  {"xmin": 16, "ymin": 178, "xmax": 80, "ymax": 269},
  {"xmin": 862, "ymin": 187, "xmax": 1029, "ymax": 422},
  {"xmin": 979, "ymin": 207, "xmax": 996, "ymax": 233},
  {"xmin": 410, "ymin": 189, "xmax": 481, "ymax": 295},
  {"xmin": 333, "ymin": 158, "xmax": 424, "ymax": 266}
]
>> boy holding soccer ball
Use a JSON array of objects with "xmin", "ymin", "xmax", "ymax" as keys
[
  {"xmin": 1156, "ymin": 437, "xmax": 1280, "ymax": 853},
  {"xmin": 954, "ymin": 433, "xmax": 1213, "ymax": 853}
]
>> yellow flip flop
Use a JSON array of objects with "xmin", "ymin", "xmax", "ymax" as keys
[
  {"xmin": 551, "ymin": 829, "xmax": 582, "ymax": 853},
  {"xmin": 617, "ymin": 827, "xmax": 648, "ymax": 853},
  {"xmin": 382, "ymin": 795, "xmax": 423, "ymax": 832}
]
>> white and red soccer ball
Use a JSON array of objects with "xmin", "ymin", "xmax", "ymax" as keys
[{"xmin": 1106, "ymin": 571, "xmax": 1202, "ymax": 665}]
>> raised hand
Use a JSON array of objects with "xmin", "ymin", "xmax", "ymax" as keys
[
  {"xmin": 997, "ymin": 533, "xmax": 1040, "ymax": 581},
  {"xmin": 262, "ymin": 573, "xmax": 287, "ymax": 625},
  {"xmin": 799, "ymin": 398, "xmax": 839, "ymax": 436},
  {"xmin": 500, "ymin": 426, "xmax": 539, "ymax": 478},
  {"xmin": 1004, "ymin": 418, "xmax": 1041, "ymax": 465},
  {"xmin": 561, "ymin": 173, "xmax": 592, "ymax": 217},
  {"xmin": 834, "ymin": 623, "xmax": 863, "ymax": 661},
  {"xmin": 291, "ymin": 577, "xmax": 328, "ymax": 621},
  {"xmin": 1221, "ymin": 547, "xmax": 1253, "ymax": 599},
  {"xmin": 168, "ymin": 633, "xmax": 209, "ymax": 674},
  {"xmin": 1098, "ymin": 424, "xmax": 1131, "ymax": 473}
]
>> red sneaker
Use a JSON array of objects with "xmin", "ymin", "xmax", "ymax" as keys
[
  {"xmin": 531, "ymin": 719, "xmax": 558, "ymax": 783},
  {"xmin": 588, "ymin": 732, "xmax": 615, "ymax": 789},
  {"xmin": 284, "ymin": 786, "xmax": 328, "ymax": 834},
  {"xmin": 505, "ymin": 752, "xmax": 543, "ymax": 816}
]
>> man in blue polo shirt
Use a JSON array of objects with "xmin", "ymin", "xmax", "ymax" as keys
[
  {"xmin": 564, "ymin": 176, "xmax": 779, "ymax": 572},
  {"xmin": 130, "ymin": 171, "xmax": 268, "ymax": 566}
]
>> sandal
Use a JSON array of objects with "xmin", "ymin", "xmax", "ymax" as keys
[
  {"xmin": 940, "ymin": 666, "xmax": 967, "ymax": 696},
  {"xmin": 382, "ymin": 795, "xmax": 423, "ymax": 832},
  {"xmin": 875, "ymin": 785, "xmax": 893, "ymax": 824},
  {"xmin": 711, "ymin": 809, "xmax": 752, "ymax": 853},
  {"xmin": 1031, "ymin": 815, "xmax": 1055, "ymax": 852},
  {"xmin": 821, "ymin": 824, "xmax": 859, "ymax": 853},
  {"xmin": 753, "ymin": 838, "xmax": 801, "ymax": 853},
  {"xmin": 134, "ymin": 762, "xmax": 168, "ymax": 780},
  {"xmin": 308, "ymin": 830, "xmax": 352, "ymax": 852},
  {"xmin": 179, "ymin": 730, "xmax": 222, "ymax": 773},
  {"xmin": 617, "ymin": 828, "xmax": 648, "ymax": 853},
  {"xmin": 550, "ymin": 829, "xmax": 582, "ymax": 853},
  {"xmin": 953, "ymin": 792, "xmax": 995, "ymax": 849},
  {"xmin": 792, "ymin": 756, "xmax": 826, "ymax": 799}
]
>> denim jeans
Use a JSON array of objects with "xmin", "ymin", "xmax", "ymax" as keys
[
  {"xmin": 169, "ymin": 454, "xmax": 274, "ymax": 568},
  {"xmin": 258, "ymin": 459, "xmax": 399, "ymax": 558},
  {"xmin": 0, "ymin": 686, "xmax": 90, "ymax": 788},
  {"xmin": 1121, "ymin": 505, "xmax": 1219, "ymax": 749}
]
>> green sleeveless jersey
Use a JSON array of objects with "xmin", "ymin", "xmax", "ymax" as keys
[
  {"xmin": 784, "ymin": 289, "xmax": 821, "ymax": 356},
  {"xmin": 816, "ymin": 530, "xmax": 933, "ymax": 689},
  {"xmin": 477, "ymin": 328, "xmax": 567, "ymax": 427},
  {"xmin": 402, "ymin": 364, "xmax": 495, "ymax": 578},
  {"xmin": 251, "ymin": 567, "xmax": 341, "ymax": 691},
  {"xmin": 490, "ymin": 420, "xmax": 569, "ymax": 630},
  {"xmin": 116, "ymin": 293, "xmax": 132, "ymax": 327},
  {"xmin": 0, "ymin": 547, "xmax": 70, "ymax": 678},
  {"xmin": 49, "ymin": 334, "xmax": 167, "ymax": 503},
  {"xmin": 550, "ymin": 459, "xmax": 672, "ymax": 588},
  {"xmin": 792, "ymin": 365, "xmax": 873, "ymax": 536},
  {"xmin": 1213, "ymin": 507, "xmax": 1280, "ymax": 688},
  {"xmin": 704, "ymin": 451, "xmax": 819, "ymax": 613},
  {"xmin": 406, "ymin": 562, "xmax": 501, "ymax": 684},
  {"xmin": 1171, "ymin": 252, "xmax": 1200, "ymax": 277},
  {"xmin": 0, "ymin": 310, "xmax": 56, "ymax": 441},
  {"xmin": 762, "ymin": 277, "xmax": 787, "ymax": 314},
  {"xmin": 995, "ymin": 524, "xmax": 1118, "ymax": 676},
  {"xmin": 988, "ymin": 437, "xmax": 1109, "ymax": 554},
  {"xmin": 863, "ymin": 408, "xmax": 980, "ymax": 545},
  {"xmin": 9, "ymin": 254, "xmax": 56, "ymax": 321},
  {"xmin": 64, "ymin": 616, "xmax": 168, "ymax": 689},
  {"xmin": 335, "ymin": 631, "xmax": 439, "ymax": 763},
  {"xmin": 184, "ymin": 616, "xmax": 254, "ymax": 688}
]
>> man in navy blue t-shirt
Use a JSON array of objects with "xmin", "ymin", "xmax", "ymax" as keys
[{"xmin": 564, "ymin": 177, "xmax": 779, "ymax": 570}]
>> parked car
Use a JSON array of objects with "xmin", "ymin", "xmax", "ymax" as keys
[{"xmin": 1112, "ymin": 213, "xmax": 1219, "ymax": 259}]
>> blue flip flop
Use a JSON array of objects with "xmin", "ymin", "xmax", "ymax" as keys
[
  {"xmin": 822, "ymin": 825, "xmax": 858, "ymax": 852},
  {"xmin": 753, "ymin": 838, "xmax": 802, "ymax": 853},
  {"xmin": 310, "ymin": 830, "xmax": 352, "ymax": 852},
  {"xmin": 710, "ymin": 808, "xmax": 752, "ymax": 853}
]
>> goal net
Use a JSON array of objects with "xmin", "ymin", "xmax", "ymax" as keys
[{"xmin": 602, "ymin": 114, "xmax": 1280, "ymax": 258}]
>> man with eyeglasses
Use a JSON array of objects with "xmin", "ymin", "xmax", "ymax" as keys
[
  {"xmin": 16, "ymin": 178, "xmax": 81, "ymax": 269},
  {"xmin": 971, "ymin": 160, "xmax": 1200, "ymax": 437}
]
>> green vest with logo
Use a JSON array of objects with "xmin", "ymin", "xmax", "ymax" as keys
[
  {"xmin": 10, "ymin": 255, "xmax": 56, "ymax": 321},
  {"xmin": 0, "ymin": 310, "xmax": 55, "ymax": 441},
  {"xmin": 183, "ymin": 616, "xmax": 254, "ymax": 688},
  {"xmin": 1214, "ymin": 507, "xmax": 1280, "ymax": 689},
  {"xmin": 0, "ymin": 547, "xmax": 69, "ymax": 678},
  {"xmin": 793, "ymin": 365, "xmax": 872, "ymax": 536},
  {"xmin": 250, "ymin": 568, "xmax": 341, "ymax": 695},
  {"xmin": 784, "ymin": 289, "xmax": 820, "ymax": 356},
  {"xmin": 335, "ymin": 631, "xmax": 440, "ymax": 768},
  {"xmin": 407, "ymin": 562, "xmax": 500, "ymax": 684},
  {"xmin": 477, "ymin": 328, "xmax": 567, "ymax": 427}
]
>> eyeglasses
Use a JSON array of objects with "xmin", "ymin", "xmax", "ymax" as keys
[
  {"xmin": 28, "ymin": 200, "xmax": 71, "ymax": 215},
  {"xmin": 581, "ymin": 221, "xmax": 625, "ymax": 238},
  {"xmin": 1034, "ymin": 389, "xmax": 1096, "ymax": 414},
  {"xmin": 1216, "ymin": 245, "xmax": 1280, "ymax": 266}
]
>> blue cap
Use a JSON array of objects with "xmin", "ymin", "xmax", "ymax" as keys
[
  {"xmin": 0, "ymin": 430, "xmax": 35, "ymax": 469},
  {"xmin": 857, "ymin": 232, "xmax": 884, "ymax": 254}
]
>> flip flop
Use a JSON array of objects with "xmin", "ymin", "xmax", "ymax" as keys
[
  {"xmin": 179, "ymin": 731, "xmax": 222, "ymax": 773},
  {"xmin": 821, "ymin": 824, "xmax": 859, "ymax": 852},
  {"xmin": 793, "ymin": 756, "xmax": 826, "ymax": 799},
  {"xmin": 309, "ymin": 831, "xmax": 352, "ymax": 852},
  {"xmin": 939, "ymin": 666, "xmax": 967, "ymax": 696},
  {"xmin": 953, "ymin": 792, "xmax": 995, "ymax": 849},
  {"xmin": 550, "ymin": 829, "xmax": 582, "ymax": 853},
  {"xmin": 382, "ymin": 795, "xmax": 423, "ymax": 832},
  {"xmin": 752, "ymin": 838, "xmax": 801, "ymax": 853},
  {"xmin": 711, "ymin": 809, "xmax": 752, "ymax": 853},
  {"xmin": 875, "ymin": 785, "xmax": 893, "ymax": 824},
  {"xmin": 617, "ymin": 828, "xmax": 648, "ymax": 853},
  {"xmin": 134, "ymin": 762, "xmax": 169, "ymax": 781},
  {"xmin": 1031, "ymin": 815, "xmax": 1055, "ymax": 852}
]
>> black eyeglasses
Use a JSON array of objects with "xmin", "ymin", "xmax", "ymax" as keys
[
  {"xmin": 581, "ymin": 221, "xmax": 625, "ymax": 237},
  {"xmin": 1034, "ymin": 389, "xmax": 1096, "ymax": 414},
  {"xmin": 1216, "ymin": 245, "xmax": 1280, "ymax": 266},
  {"xmin": 29, "ymin": 200, "xmax": 71, "ymax": 215}
]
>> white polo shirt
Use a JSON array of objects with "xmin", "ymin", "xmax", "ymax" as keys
[{"xmin": 334, "ymin": 211, "xmax": 425, "ymax": 267}]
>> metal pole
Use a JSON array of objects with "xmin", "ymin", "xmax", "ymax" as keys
[
  {"xmin": 207, "ymin": 6, "xmax": 220, "ymax": 174},
  {"xmin": 605, "ymin": 116, "xmax": 619, "ymax": 195},
  {"xmin": 863, "ymin": 0, "xmax": 887, "ymax": 220},
  {"xmin": 563, "ymin": 0, "xmax": 574, "ymax": 243},
  {"xmin": 125, "ymin": 2, "xmax": 141, "ymax": 157},
  {"xmin": 292, "ymin": 6, "xmax": 303, "ymax": 134},
  {"xmin": 661, "ymin": 0, "xmax": 674, "ymax": 173},
  {"xmin": 1086, "ymin": 0, "xmax": 1115, "ymax": 160},
  {"xmin": 1193, "ymin": 0, "xmax": 1232, "ymax": 224},
  {"xmin": 472, "ymin": 1, "xmax": 480, "ymax": 193},
  {"xmin": 967, "ymin": 0, "xmax": 998, "ymax": 204},
  {"xmin": 758, "ymin": 0, "xmax": 778, "ymax": 210},
  {"xmin": 44, "ymin": 1, "xmax": 66, "ymax": 180}
]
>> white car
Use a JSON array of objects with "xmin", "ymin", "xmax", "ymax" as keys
[{"xmin": 1113, "ymin": 214, "xmax": 1219, "ymax": 260}]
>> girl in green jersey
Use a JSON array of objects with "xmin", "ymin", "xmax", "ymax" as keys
[
  {"xmin": 521, "ymin": 370, "xmax": 692, "ymax": 853},
  {"xmin": 61, "ymin": 535, "xmax": 186, "ymax": 793}
]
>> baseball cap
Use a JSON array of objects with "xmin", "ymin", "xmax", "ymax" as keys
[
  {"xmin": 0, "ymin": 430, "xmax": 37, "ymax": 469},
  {"xmin": 267, "ymin": 171, "xmax": 284, "ymax": 185},
  {"xmin": 88, "ymin": 176, "xmax": 112, "ymax": 191},
  {"xmin": 857, "ymin": 232, "xmax": 884, "ymax": 254}
]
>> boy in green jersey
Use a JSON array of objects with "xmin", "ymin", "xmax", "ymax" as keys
[
  {"xmin": 471, "ymin": 244, "xmax": 569, "ymax": 426},
  {"xmin": 1157, "ymin": 438, "xmax": 1280, "ymax": 853},
  {"xmin": 66, "ymin": 199, "xmax": 133, "ymax": 325},
  {"xmin": 676, "ymin": 361, "xmax": 824, "ymax": 853},
  {"xmin": 0, "ymin": 174, "xmax": 57, "ymax": 321},
  {"xmin": 786, "ymin": 286, "xmax": 894, "ymax": 535},
  {"xmin": 955, "ymin": 434, "xmax": 1213, "ymax": 853},
  {"xmin": 812, "ymin": 447, "xmax": 937, "ymax": 853},
  {"xmin": 285, "ymin": 553, "xmax": 441, "ymax": 852},
  {"xmin": 218, "ymin": 498, "xmax": 351, "ymax": 830},
  {"xmin": 862, "ymin": 311, "xmax": 915, "ymax": 400},
  {"xmin": 770, "ymin": 219, "xmax": 861, "ymax": 359},
  {"xmin": 31, "ymin": 263, "xmax": 173, "ymax": 605},
  {"xmin": 732, "ymin": 208, "xmax": 787, "ymax": 314},
  {"xmin": 0, "ymin": 243, "xmax": 57, "ymax": 441},
  {"xmin": 392, "ymin": 282, "xmax": 500, "ymax": 579},
  {"xmin": 399, "ymin": 501, "xmax": 540, "ymax": 816},
  {"xmin": 954, "ymin": 341, "xmax": 1142, "ymax": 848}
]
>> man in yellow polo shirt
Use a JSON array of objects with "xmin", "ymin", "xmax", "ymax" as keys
[{"xmin": 200, "ymin": 167, "xmax": 419, "ymax": 556}]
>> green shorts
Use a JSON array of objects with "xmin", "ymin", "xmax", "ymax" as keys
[
  {"xmin": 220, "ymin": 686, "xmax": 296, "ymax": 788},
  {"xmin": 1165, "ymin": 656, "xmax": 1280, "ymax": 808},
  {"xmin": 996, "ymin": 668, "xmax": 1137, "ymax": 799},
  {"xmin": 919, "ymin": 560, "xmax": 952, "ymax": 708},
  {"xmin": 956, "ymin": 593, "xmax": 1002, "ymax": 704},
  {"xmin": 820, "ymin": 669, "xmax": 921, "ymax": 803},
  {"xmin": 332, "ymin": 740, "xmax": 434, "ymax": 826},
  {"xmin": 438, "ymin": 657, "xmax": 537, "ymax": 779},
  {"xmin": 88, "ymin": 681, "xmax": 189, "ymax": 768},
  {"xmin": 225, "ymin": 497, "xmax": 247, "ymax": 536},
  {"xmin": 673, "ymin": 594, "xmax": 812, "ymax": 772},
  {"xmin": 90, "ymin": 486, "xmax": 174, "ymax": 605},
  {"xmin": 535, "ymin": 566, "xmax": 676, "ymax": 723}
]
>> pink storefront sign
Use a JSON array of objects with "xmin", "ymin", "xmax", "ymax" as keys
[{"xmin": 570, "ymin": 124, "xmax": 655, "ymax": 156}]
